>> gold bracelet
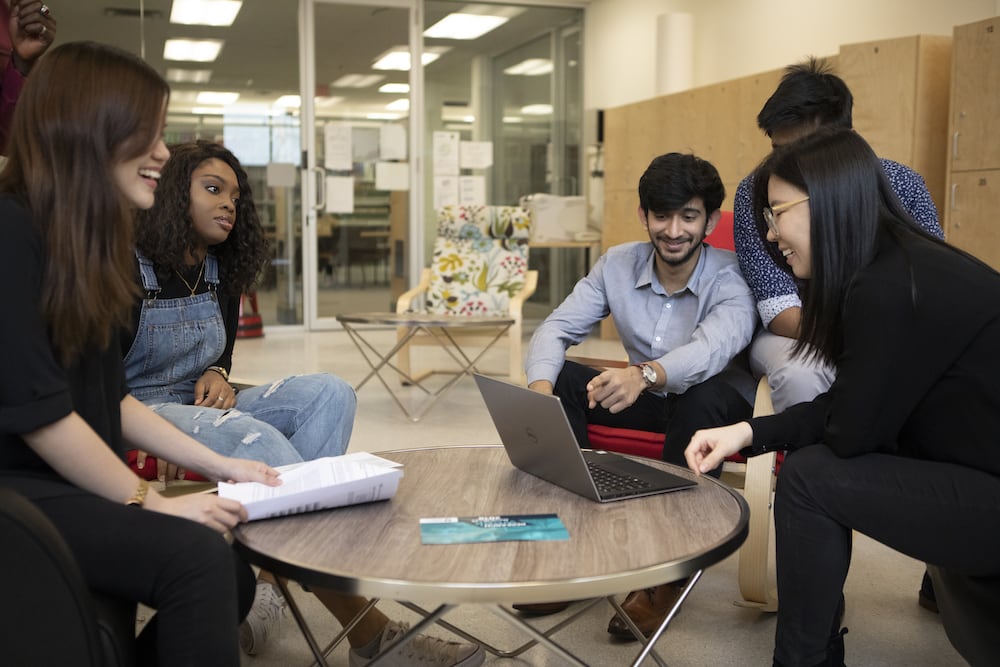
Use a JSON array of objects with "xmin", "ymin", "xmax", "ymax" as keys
[
  {"xmin": 125, "ymin": 478, "xmax": 149, "ymax": 507},
  {"xmin": 206, "ymin": 366, "xmax": 230, "ymax": 381}
]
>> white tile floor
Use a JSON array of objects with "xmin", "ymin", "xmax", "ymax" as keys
[{"xmin": 232, "ymin": 328, "xmax": 964, "ymax": 667}]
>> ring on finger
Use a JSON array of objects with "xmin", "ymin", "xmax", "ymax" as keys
[
  {"xmin": 216, "ymin": 396, "xmax": 224, "ymax": 402},
  {"xmin": 40, "ymin": 25, "xmax": 47, "ymax": 34},
  {"xmin": 40, "ymin": 4, "xmax": 50, "ymax": 17}
]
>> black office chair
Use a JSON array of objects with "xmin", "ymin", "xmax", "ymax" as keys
[
  {"xmin": 928, "ymin": 564, "xmax": 1000, "ymax": 666},
  {"xmin": 0, "ymin": 486, "xmax": 135, "ymax": 666}
]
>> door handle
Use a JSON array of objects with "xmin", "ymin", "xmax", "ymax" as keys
[{"xmin": 311, "ymin": 167, "xmax": 326, "ymax": 211}]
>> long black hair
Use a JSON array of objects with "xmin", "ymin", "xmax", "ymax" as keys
[
  {"xmin": 751, "ymin": 128, "xmax": 950, "ymax": 365},
  {"xmin": 135, "ymin": 140, "xmax": 269, "ymax": 296}
]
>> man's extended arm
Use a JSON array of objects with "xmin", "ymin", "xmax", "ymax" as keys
[
  {"xmin": 524, "ymin": 253, "xmax": 611, "ymax": 388},
  {"xmin": 733, "ymin": 175, "xmax": 801, "ymax": 333}
]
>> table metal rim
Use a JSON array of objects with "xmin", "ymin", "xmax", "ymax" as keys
[
  {"xmin": 233, "ymin": 445, "xmax": 749, "ymax": 605},
  {"xmin": 235, "ymin": 526, "xmax": 747, "ymax": 606}
]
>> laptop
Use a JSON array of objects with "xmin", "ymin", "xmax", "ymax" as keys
[{"xmin": 474, "ymin": 374, "xmax": 696, "ymax": 503}]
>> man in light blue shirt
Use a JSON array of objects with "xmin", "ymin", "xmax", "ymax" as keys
[
  {"xmin": 526, "ymin": 152, "xmax": 757, "ymax": 469},
  {"xmin": 522, "ymin": 152, "xmax": 758, "ymax": 637}
]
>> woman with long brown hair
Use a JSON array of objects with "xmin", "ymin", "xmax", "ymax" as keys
[{"xmin": 0, "ymin": 41, "xmax": 279, "ymax": 665}]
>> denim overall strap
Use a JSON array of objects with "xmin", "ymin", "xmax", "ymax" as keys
[
  {"xmin": 123, "ymin": 252, "xmax": 227, "ymax": 404},
  {"xmin": 136, "ymin": 251, "xmax": 160, "ymax": 297}
]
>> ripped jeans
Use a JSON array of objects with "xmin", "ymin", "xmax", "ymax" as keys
[{"xmin": 147, "ymin": 373, "xmax": 356, "ymax": 467}]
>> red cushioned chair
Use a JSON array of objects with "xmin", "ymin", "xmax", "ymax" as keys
[
  {"xmin": 575, "ymin": 211, "xmax": 780, "ymax": 610},
  {"xmin": 126, "ymin": 451, "xmax": 209, "ymax": 483}
]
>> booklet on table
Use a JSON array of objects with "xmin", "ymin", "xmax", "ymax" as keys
[
  {"xmin": 218, "ymin": 452, "xmax": 403, "ymax": 521},
  {"xmin": 419, "ymin": 513, "xmax": 569, "ymax": 544}
]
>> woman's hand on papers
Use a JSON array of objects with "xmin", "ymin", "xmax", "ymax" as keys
[{"xmin": 146, "ymin": 492, "xmax": 249, "ymax": 533}]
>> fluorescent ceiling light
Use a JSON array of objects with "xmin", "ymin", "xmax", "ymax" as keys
[
  {"xmin": 367, "ymin": 112, "xmax": 403, "ymax": 120},
  {"xmin": 424, "ymin": 13, "xmax": 507, "ymax": 39},
  {"xmin": 171, "ymin": 0, "xmax": 243, "ymax": 27},
  {"xmin": 166, "ymin": 68, "xmax": 212, "ymax": 83},
  {"xmin": 191, "ymin": 106, "xmax": 226, "ymax": 115},
  {"xmin": 379, "ymin": 83, "xmax": 410, "ymax": 94},
  {"xmin": 331, "ymin": 73, "xmax": 385, "ymax": 88},
  {"xmin": 504, "ymin": 59, "xmax": 553, "ymax": 76},
  {"xmin": 372, "ymin": 46, "xmax": 450, "ymax": 71},
  {"xmin": 316, "ymin": 96, "xmax": 345, "ymax": 107},
  {"xmin": 503, "ymin": 116, "xmax": 523, "ymax": 123},
  {"xmin": 164, "ymin": 39, "xmax": 224, "ymax": 62},
  {"xmin": 169, "ymin": 90, "xmax": 200, "ymax": 104},
  {"xmin": 273, "ymin": 95, "xmax": 301, "ymax": 108},
  {"xmin": 196, "ymin": 91, "xmax": 240, "ymax": 105},
  {"xmin": 521, "ymin": 104, "xmax": 553, "ymax": 115},
  {"xmin": 385, "ymin": 99, "xmax": 410, "ymax": 111}
]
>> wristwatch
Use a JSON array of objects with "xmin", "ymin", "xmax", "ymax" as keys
[{"xmin": 635, "ymin": 363, "xmax": 657, "ymax": 389}]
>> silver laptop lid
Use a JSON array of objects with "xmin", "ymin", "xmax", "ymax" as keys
[{"xmin": 474, "ymin": 373, "xmax": 602, "ymax": 501}]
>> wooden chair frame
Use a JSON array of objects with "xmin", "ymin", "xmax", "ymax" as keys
[{"xmin": 395, "ymin": 268, "xmax": 538, "ymax": 385}]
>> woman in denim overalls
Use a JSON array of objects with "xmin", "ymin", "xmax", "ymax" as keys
[
  {"xmin": 122, "ymin": 143, "xmax": 483, "ymax": 666},
  {"xmin": 124, "ymin": 142, "xmax": 355, "ymax": 471}
]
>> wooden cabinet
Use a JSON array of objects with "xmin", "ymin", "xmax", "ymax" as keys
[
  {"xmin": 945, "ymin": 17, "xmax": 1000, "ymax": 269},
  {"xmin": 947, "ymin": 171, "xmax": 1000, "ymax": 268},
  {"xmin": 949, "ymin": 18, "xmax": 1000, "ymax": 171},
  {"xmin": 838, "ymin": 35, "xmax": 952, "ymax": 211}
]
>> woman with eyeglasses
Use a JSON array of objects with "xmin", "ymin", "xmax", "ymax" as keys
[{"xmin": 684, "ymin": 127, "xmax": 1000, "ymax": 666}]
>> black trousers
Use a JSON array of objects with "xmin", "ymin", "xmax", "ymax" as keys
[
  {"xmin": 5, "ymin": 476, "xmax": 255, "ymax": 667},
  {"xmin": 772, "ymin": 445, "xmax": 1000, "ymax": 666},
  {"xmin": 552, "ymin": 360, "xmax": 752, "ymax": 473}
]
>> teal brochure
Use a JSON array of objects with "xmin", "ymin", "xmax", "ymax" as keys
[{"xmin": 419, "ymin": 513, "xmax": 569, "ymax": 545}]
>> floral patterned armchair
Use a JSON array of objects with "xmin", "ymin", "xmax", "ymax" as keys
[{"xmin": 395, "ymin": 205, "xmax": 537, "ymax": 384}]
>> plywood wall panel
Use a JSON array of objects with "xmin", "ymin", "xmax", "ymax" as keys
[{"xmin": 599, "ymin": 39, "xmax": 951, "ymax": 339}]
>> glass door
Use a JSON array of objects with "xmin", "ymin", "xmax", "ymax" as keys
[
  {"xmin": 300, "ymin": 0, "xmax": 584, "ymax": 328},
  {"xmin": 489, "ymin": 19, "xmax": 584, "ymax": 316},
  {"xmin": 301, "ymin": 0, "xmax": 418, "ymax": 328}
]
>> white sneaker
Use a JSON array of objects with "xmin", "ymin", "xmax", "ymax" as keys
[
  {"xmin": 239, "ymin": 581, "xmax": 287, "ymax": 656},
  {"xmin": 348, "ymin": 620, "xmax": 485, "ymax": 667}
]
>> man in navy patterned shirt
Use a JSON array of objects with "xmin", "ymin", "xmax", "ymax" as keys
[{"xmin": 733, "ymin": 57, "xmax": 944, "ymax": 613}]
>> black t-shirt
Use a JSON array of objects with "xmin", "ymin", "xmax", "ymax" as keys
[{"xmin": 0, "ymin": 195, "xmax": 129, "ymax": 481}]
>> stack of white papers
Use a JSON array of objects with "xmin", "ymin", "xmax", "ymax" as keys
[{"xmin": 219, "ymin": 452, "xmax": 403, "ymax": 521}]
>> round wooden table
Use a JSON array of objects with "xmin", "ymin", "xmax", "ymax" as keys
[{"xmin": 234, "ymin": 445, "xmax": 748, "ymax": 666}]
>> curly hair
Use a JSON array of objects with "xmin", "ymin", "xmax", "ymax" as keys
[{"xmin": 135, "ymin": 140, "xmax": 270, "ymax": 296}]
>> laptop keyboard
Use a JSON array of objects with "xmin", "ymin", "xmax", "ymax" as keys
[{"xmin": 587, "ymin": 461, "xmax": 654, "ymax": 499}]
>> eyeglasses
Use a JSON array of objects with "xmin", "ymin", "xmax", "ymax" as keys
[{"xmin": 762, "ymin": 196, "xmax": 810, "ymax": 237}]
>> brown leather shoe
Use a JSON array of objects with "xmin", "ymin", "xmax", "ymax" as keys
[
  {"xmin": 607, "ymin": 581, "xmax": 686, "ymax": 640},
  {"xmin": 512, "ymin": 601, "xmax": 572, "ymax": 615}
]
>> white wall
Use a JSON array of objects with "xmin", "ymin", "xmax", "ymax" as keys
[{"xmin": 585, "ymin": 0, "xmax": 998, "ymax": 111}]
